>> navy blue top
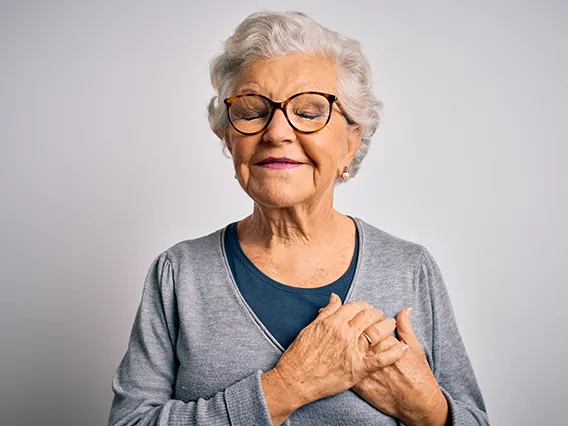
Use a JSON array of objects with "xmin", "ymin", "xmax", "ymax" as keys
[{"xmin": 224, "ymin": 220, "xmax": 359, "ymax": 349}]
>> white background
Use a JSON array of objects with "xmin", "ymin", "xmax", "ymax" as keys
[{"xmin": 1, "ymin": 1, "xmax": 566, "ymax": 425}]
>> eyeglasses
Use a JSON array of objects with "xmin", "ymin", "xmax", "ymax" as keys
[{"xmin": 223, "ymin": 91, "xmax": 355, "ymax": 135}]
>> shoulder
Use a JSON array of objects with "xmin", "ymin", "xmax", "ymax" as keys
[
  {"xmin": 160, "ymin": 224, "xmax": 227, "ymax": 268},
  {"xmin": 354, "ymin": 216, "xmax": 428, "ymax": 270},
  {"xmin": 143, "ymin": 224, "xmax": 228, "ymax": 276}
]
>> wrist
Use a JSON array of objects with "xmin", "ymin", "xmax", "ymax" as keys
[
  {"xmin": 400, "ymin": 388, "xmax": 449, "ymax": 426},
  {"xmin": 261, "ymin": 368, "xmax": 306, "ymax": 425}
]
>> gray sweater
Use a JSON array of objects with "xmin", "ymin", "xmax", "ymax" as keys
[{"xmin": 109, "ymin": 217, "xmax": 489, "ymax": 425}]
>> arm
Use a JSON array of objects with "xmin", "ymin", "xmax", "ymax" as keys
[
  {"xmin": 109, "ymin": 252, "xmax": 297, "ymax": 426},
  {"xmin": 261, "ymin": 368, "xmax": 306, "ymax": 426},
  {"xmin": 416, "ymin": 246, "xmax": 490, "ymax": 425}
]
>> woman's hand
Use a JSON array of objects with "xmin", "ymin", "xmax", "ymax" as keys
[
  {"xmin": 272, "ymin": 293, "xmax": 409, "ymax": 407},
  {"xmin": 351, "ymin": 308, "xmax": 449, "ymax": 426}
]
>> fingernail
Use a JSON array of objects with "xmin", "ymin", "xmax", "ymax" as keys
[
  {"xmin": 318, "ymin": 307, "xmax": 324, "ymax": 313},
  {"xmin": 407, "ymin": 307, "xmax": 413, "ymax": 317},
  {"xmin": 331, "ymin": 292, "xmax": 340, "ymax": 304},
  {"xmin": 402, "ymin": 344, "xmax": 409, "ymax": 351}
]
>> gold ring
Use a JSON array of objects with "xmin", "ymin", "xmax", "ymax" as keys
[{"xmin": 362, "ymin": 331, "xmax": 372, "ymax": 346}]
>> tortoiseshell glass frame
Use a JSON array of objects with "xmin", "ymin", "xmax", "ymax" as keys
[{"xmin": 223, "ymin": 91, "xmax": 356, "ymax": 135}]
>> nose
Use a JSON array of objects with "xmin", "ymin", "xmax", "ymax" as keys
[{"xmin": 262, "ymin": 108, "xmax": 296, "ymax": 144}]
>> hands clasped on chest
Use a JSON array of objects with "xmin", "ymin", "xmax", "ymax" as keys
[{"xmin": 260, "ymin": 293, "xmax": 449, "ymax": 426}]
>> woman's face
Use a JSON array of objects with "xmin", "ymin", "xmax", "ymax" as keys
[{"xmin": 224, "ymin": 53, "xmax": 361, "ymax": 209}]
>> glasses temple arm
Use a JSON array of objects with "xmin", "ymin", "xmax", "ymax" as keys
[{"xmin": 335, "ymin": 101, "xmax": 357, "ymax": 125}]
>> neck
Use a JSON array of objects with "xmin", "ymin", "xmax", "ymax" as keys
[{"xmin": 238, "ymin": 200, "xmax": 346, "ymax": 249}]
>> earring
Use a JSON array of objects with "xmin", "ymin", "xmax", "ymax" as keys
[{"xmin": 340, "ymin": 166, "xmax": 350, "ymax": 180}]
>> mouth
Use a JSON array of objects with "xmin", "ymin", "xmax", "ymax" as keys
[
  {"xmin": 254, "ymin": 157, "xmax": 303, "ymax": 166},
  {"xmin": 254, "ymin": 157, "xmax": 304, "ymax": 170}
]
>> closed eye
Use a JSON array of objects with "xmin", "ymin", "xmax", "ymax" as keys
[
  {"xmin": 296, "ymin": 112, "xmax": 321, "ymax": 120},
  {"xmin": 235, "ymin": 110, "xmax": 270, "ymax": 121}
]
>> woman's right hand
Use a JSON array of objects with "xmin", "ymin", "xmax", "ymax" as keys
[{"xmin": 273, "ymin": 293, "xmax": 409, "ymax": 406}]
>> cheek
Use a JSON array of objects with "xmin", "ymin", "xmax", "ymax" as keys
[
  {"xmin": 302, "ymin": 134, "xmax": 343, "ymax": 169},
  {"xmin": 229, "ymin": 138, "xmax": 254, "ymax": 163}
]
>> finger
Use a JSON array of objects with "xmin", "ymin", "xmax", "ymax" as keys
[
  {"xmin": 360, "ymin": 332, "xmax": 398, "ymax": 354},
  {"xmin": 367, "ymin": 340, "xmax": 409, "ymax": 369},
  {"xmin": 395, "ymin": 307, "xmax": 421, "ymax": 348},
  {"xmin": 315, "ymin": 292, "xmax": 343, "ymax": 322},
  {"xmin": 350, "ymin": 307, "xmax": 384, "ymax": 334},
  {"xmin": 374, "ymin": 335, "xmax": 400, "ymax": 352},
  {"xmin": 358, "ymin": 330, "xmax": 373, "ymax": 352},
  {"xmin": 329, "ymin": 300, "xmax": 379, "ymax": 324},
  {"xmin": 361, "ymin": 317, "xmax": 396, "ymax": 348}
]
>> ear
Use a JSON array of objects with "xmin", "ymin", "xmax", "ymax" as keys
[{"xmin": 346, "ymin": 124, "xmax": 362, "ymax": 163}]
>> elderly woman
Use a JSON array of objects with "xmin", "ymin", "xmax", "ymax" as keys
[{"xmin": 109, "ymin": 10, "xmax": 489, "ymax": 426}]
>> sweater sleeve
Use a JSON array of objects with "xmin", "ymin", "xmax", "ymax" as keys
[
  {"xmin": 108, "ymin": 252, "xmax": 275, "ymax": 426},
  {"xmin": 415, "ymin": 246, "xmax": 490, "ymax": 426}
]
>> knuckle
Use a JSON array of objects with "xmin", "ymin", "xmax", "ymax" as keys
[
  {"xmin": 376, "ymin": 336, "xmax": 398, "ymax": 352},
  {"xmin": 344, "ymin": 301, "xmax": 358, "ymax": 310},
  {"xmin": 377, "ymin": 351, "xmax": 389, "ymax": 368},
  {"xmin": 385, "ymin": 336, "xmax": 399, "ymax": 345},
  {"xmin": 369, "ymin": 308, "xmax": 382, "ymax": 320},
  {"xmin": 363, "ymin": 303, "xmax": 382, "ymax": 318},
  {"xmin": 376, "ymin": 340, "xmax": 388, "ymax": 352},
  {"xmin": 319, "ymin": 318, "xmax": 335, "ymax": 333},
  {"xmin": 373, "ymin": 327, "xmax": 383, "ymax": 340}
]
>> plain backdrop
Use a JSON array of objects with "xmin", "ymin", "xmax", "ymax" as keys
[{"xmin": 1, "ymin": 1, "xmax": 566, "ymax": 425}]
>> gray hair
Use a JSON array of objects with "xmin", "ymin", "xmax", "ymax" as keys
[{"xmin": 207, "ymin": 10, "xmax": 383, "ymax": 180}]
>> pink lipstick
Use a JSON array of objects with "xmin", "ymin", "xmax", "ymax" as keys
[{"xmin": 255, "ymin": 157, "xmax": 304, "ymax": 170}]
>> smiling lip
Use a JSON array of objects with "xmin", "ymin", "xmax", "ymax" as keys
[{"xmin": 255, "ymin": 157, "xmax": 304, "ymax": 170}]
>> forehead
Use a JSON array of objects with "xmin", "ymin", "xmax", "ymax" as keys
[{"xmin": 234, "ymin": 53, "xmax": 339, "ymax": 99}]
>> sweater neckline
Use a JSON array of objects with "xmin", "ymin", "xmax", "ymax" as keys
[
  {"xmin": 217, "ymin": 216, "xmax": 366, "ymax": 354},
  {"xmin": 226, "ymin": 219, "xmax": 359, "ymax": 294}
]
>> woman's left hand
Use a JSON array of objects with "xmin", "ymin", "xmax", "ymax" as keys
[{"xmin": 351, "ymin": 308, "xmax": 449, "ymax": 426}]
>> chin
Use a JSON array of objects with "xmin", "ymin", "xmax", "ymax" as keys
[{"xmin": 248, "ymin": 182, "xmax": 313, "ymax": 208}]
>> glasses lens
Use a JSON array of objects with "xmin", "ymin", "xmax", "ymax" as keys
[
  {"xmin": 228, "ymin": 95, "xmax": 271, "ymax": 134},
  {"xmin": 287, "ymin": 93, "xmax": 331, "ymax": 132}
]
